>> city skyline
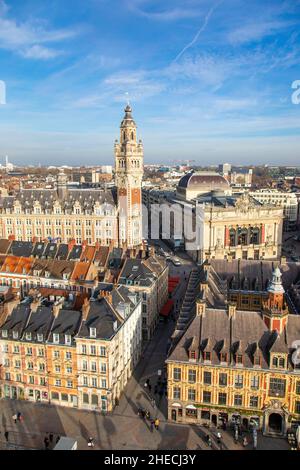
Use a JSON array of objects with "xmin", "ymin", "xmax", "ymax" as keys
[{"xmin": 0, "ymin": 0, "xmax": 300, "ymax": 165}]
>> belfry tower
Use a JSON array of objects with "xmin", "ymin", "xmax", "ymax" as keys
[{"xmin": 114, "ymin": 105, "xmax": 144, "ymax": 247}]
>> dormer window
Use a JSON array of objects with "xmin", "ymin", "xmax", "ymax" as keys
[
  {"xmin": 236, "ymin": 354, "xmax": 243, "ymax": 365},
  {"xmin": 90, "ymin": 328, "xmax": 96, "ymax": 338},
  {"xmin": 37, "ymin": 334, "xmax": 43, "ymax": 342},
  {"xmin": 53, "ymin": 333, "xmax": 60, "ymax": 344},
  {"xmin": 13, "ymin": 331, "xmax": 18, "ymax": 340},
  {"xmin": 272, "ymin": 355, "xmax": 286, "ymax": 369},
  {"xmin": 220, "ymin": 353, "xmax": 228, "ymax": 363},
  {"xmin": 2, "ymin": 330, "xmax": 8, "ymax": 338},
  {"xmin": 45, "ymin": 271, "xmax": 50, "ymax": 278},
  {"xmin": 65, "ymin": 335, "xmax": 71, "ymax": 345},
  {"xmin": 26, "ymin": 333, "xmax": 32, "ymax": 341},
  {"xmin": 253, "ymin": 354, "xmax": 261, "ymax": 367},
  {"xmin": 63, "ymin": 273, "xmax": 69, "ymax": 280},
  {"xmin": 189, "ymin": 350, "xmax": 196, "ymax": 361},
  {"xmin": 204, "ymin": 351, "xmax": 211, "ymax": 362}
]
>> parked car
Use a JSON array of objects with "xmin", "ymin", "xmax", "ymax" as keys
[{"xmin": 172, "ymin": 258, "xmax": 182, "ymax": 266}]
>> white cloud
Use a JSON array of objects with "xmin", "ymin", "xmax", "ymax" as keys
[
  {"xmin": 0, "ymin": 1, "xmax": 80, "ymax": 60},
  {"xmin": 228, "ymin": 20, "xmax": 294, "ymax": 45},
  {"xmin": 126, "ymin": 0, "xmax": 204, "ymax": 21},
  {"xmin": 21, "ymin": 44, "xmax": 62, "ymax": 60}
]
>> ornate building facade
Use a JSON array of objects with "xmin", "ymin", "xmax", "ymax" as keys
[
  {"xmin": 167, "ymin": 267, "xmax": 300, "ymax": 436},
  {"xmin": 0, "ymin": 106, "xmax": 144, "ymax": 249}
]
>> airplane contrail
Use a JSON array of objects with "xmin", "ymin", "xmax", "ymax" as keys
[{"xmin": 173, "ymin": 0, "xmax": 223, "ymax": 62}]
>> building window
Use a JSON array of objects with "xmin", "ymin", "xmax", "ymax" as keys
[
  {"xmin": 53, "ymin": 350, "xmax": 60, "ymax": 359},
  {"xmin": 92, "ymin": 377, "xmax": 97, "ymax": 388},
  {"xmin": 218, "ymin": 393, "xmax": 227, "ymax": 405},
  {"xmin": 90, "ymin": 328, "xmax": 96, "ymax": 338},
  {"xmin": 203, "ymin": 371, "xmax": 212, "ymax": 385},
  {"xmin": 296, "ymin": 381, "xmax": 300, "ymax": 395},
  {"xmin": 173, "ymin": 368, "xmax": 181, "ymax": 381},
  {"xmin": 66, "ymin": 351, "xmax": 72, "ymax": 360},
  {"xmin": 91, "ymin": 394, "xmax": 98, "ymax": 406},
  {"xmin": 203, "ymin": 391, "xmax": 211, "ymax": 403},
  {"xmin": 219, "ymin": 373, "xmax": 227, "ymax": 387},
  {"xmin": 269, "ymin": 378, "xmax": 286, "ymax": 398},
  {"xmin": 188, "ymin": 389, "xmax": 196, "ymax": 401},
  {"xmin": 83, "ymin": 393, "xmax": 89, "ymax": 404},
  {"xmin": 55, "ymin": 380, "xmax": 61, "ymax": 387},
  {"xmin": 188, "ymin": 369, "xmax": 196, "ymax": 384},
  {"xmin": 249, "ymin": 396, "xmax": 259, "ymax": 408},
  {"xmin": 61, "ymin": 394, "xmax": 68, "ymax": 402},
  {"xmin": 250, "ymin": 376, "xmax": 259, "ymax": 390},
  {"xmin": 234, "ymin": 394, "xmax": 242, "ymax": 406},
  {"xmin": 65, "ymin": 335, "xmax": 71, "ymax": 345},
  {"xmin": 234, "ymin": 374, "xmax": 243, "ymax": 389},
  {"xmin": 204, "ymin": 351, "xmax": 211, "ymax": 361},
  {"xmin": 236, "ymin": 354, "xmax": 243, "ymax": 365},
  {"xmin": 90, "ymin": 345, "xmax": 96, "ymax": 356},
  {"xmin": 100, "ymin": 346, "xmax": 106, "ymax": 357},
  {"xmin": 100, "ymin": 363, "xmax": 106, "ymax": 374},
  {"xmin": 53, "ymin": 334, "xmax": 60, "ymax": 344},
  {"xmin": 173, "ymin": 387, "xmax": 181, "ymax": 400},
  {"xmin": 295, "ymin": 401, "xmax": 300, "ymax": 414},
  {"xmin": 82, "ymin": 344, "xmax": 87, "ymax": 355},
  {"xmin": 91, "ymin": 362, "xmax": 97, "ymax": 372},
  {"xmin": 51, "ymin": 392, "xmax": 59, "ymax": 400}
]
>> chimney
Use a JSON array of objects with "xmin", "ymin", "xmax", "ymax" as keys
[
  {"xmin": 68, "ymin": 239, "xmax": 76, "ymax": 252},
  {"xmin": 196, "ymin": 299, "xmax": 206, "ymax": 317},
  {"xmin": 53, "ymin": 299, "xmax": 64, "ymax": 318},
  {"xmin": 82, "ymin": 297, "xmax": 90, "ymax": 321},
  {"xmin": 228, "ymin": 302, "xmax": 236, "ymax": 319}
]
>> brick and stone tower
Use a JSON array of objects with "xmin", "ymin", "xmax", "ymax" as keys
[
  {"xmin": 262, "ymin": 266, "xmax": 289, "ymax": 333},
  {"xmin": 115, "ymin": 105, "xmax": 144, "ymax": 247}
]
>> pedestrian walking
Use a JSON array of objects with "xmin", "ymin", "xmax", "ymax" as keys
[
  {"xmin": 88, "ymin": 437, "xmax": 95, "ymax": 448},
  {"xmin": 4, "ymin": 431, "xmax": 9, "ymax": 442},
  {"xmin": 150, "ymin": 420, "xmax": 154, "ymax": 432},
  {"xmin": 154, "ymin": 418, "xmax": 160, "ymax": 430},
  {"xmin": 44, "ymin": 436, "xmax": 50, "ymax": 450},
  {"xmin": 49, "ymin": 433, "xmax": 53, "ymax": 443},
  {"xmin": 12, "ymin": 414, "xmax": 17, "ymax": 424},
  {"xmin": 17, "ymin": 412, "xmax": 21, "ymax": 421}
]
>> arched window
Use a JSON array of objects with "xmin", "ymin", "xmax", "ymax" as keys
[
  {"xmin": 131, "ymin": 131, "xmax": 134, "ymax": 140},
  {"xmin": 250, "ymin": 227, "xmax": 260, "ymax": 245},
  {"xmin": 229, "ymin": 229, "xmax": 236, "ymax": 247},
  {"xmin": 238, "ymin": 227, "xmax": 248, "ymax": 246}
]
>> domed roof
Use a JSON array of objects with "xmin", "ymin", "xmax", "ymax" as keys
[
  {"xmin": 121, "ymin": 104, "xmax": 136, "ymax": 127},
  {"xmin": 178, "ymin": 172, "xmax": 230, "ymax": 192}
]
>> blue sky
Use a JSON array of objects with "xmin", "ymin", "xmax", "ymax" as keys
[{"xmin": 0, "ymin": 0, "xmax": 300, "ymax": 166}]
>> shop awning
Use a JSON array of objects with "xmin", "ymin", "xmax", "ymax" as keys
[{"xmin": 160, "ymin": 299, "xmax": 174, "ymax": 317}]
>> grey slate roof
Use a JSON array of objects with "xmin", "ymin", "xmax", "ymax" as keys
[{"xmin": 168, "ymin": 307, "xmax": 300, "ymax": 370}]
